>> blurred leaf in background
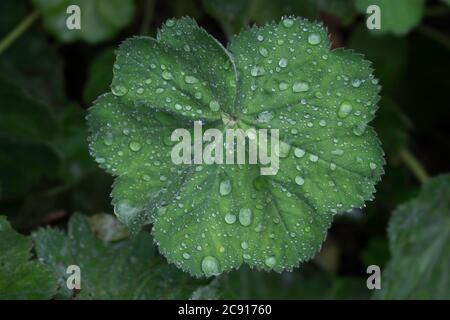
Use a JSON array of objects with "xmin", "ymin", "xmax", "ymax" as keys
[
  {"xmin": 33, "ymin": 213, "xmax": 208, "ymax": 299},
  {"xmin": 0, "ymin": 216, "xmax": 56, "ymax": 299},
  {"xmin": 32, "ymin": 0, "xmax": 136, "ymax": 43},
  {"xmin": 376, "ymin": 175, "xmax": 450, "ymax": 299}
]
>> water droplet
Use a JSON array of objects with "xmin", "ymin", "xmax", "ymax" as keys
[
  {"xmin": 278, "ymin": 58, "xmax": 288, "ymax": 68},
  {"xmin": 319, "ymin": 119, "xmax": 327, "ymax": 127},
  {"xmin": 351, "ymin": 79, "xmax": 362, "ymax": 88},
  {"xmin": 136, "ymin": 87, "xmax": 144, "ymax": 95},
  {"xmin": 282, "ymin": 18, "xmax": 294, "ymax": 28},
  {"xmin": 251, "ymin": 66, "xmax": 266, "ymax": 77},
  {"xmin": 257, "ymin": 35, "xmax": 264, "ymax": 42},
  {"xmin": 259, "ymin": 47, "xmax": 268, "ymax": 57},
  {"xmin": 112, "ymin": 85, "xmax": 127, "ymax": 96},
  {"xmin": 338, "ymin": 101, "xmax": 352, "ymax": 118},
  {"xmin": 219, "ymin": 179, "xmax": 231, "ymax": 196},
  {"xmin": 184, "ymin": 75, "xmax": 198, "ymax": 84},
  {"xmin": 309, "ymin": 154, "xmax": 319, "ymax": 162},
  {"xmin": 295, "ymin": 176, "xmax": 305, "ymax": 186},
  {"xmin": 238, "ymin": 208, "xmax": 252, "ymax": 226},
  {"xmin": 294, "ymin": 148, "xmax": 305, "ymax": 158},
  {"xmin": 142, "ymin": 174, "xmax": 151, "ymax": 181},
  {"xmin": 224, "ymin": 213, "xmax": 236, "ymax": 224},
  {"xmin": 183, "ymin": 44, "xmax": 191, "ymax": 52},
  {"xmin": 292, "ymin": 81, "xmax": 309, "ymax": 92},
  {"xmin": 209, "ymin": 100, "xmax": 220, "ymax": 112},
  {"xmin": 265, "ymin": 256, "xmax": 276, "ymax": 268},
  {"xmin": 182, "ymin": 253, "xmax": 191, "ymax": 259},
  {"xmin": 103, "ymin": 133, "xmax": 113, "ymax": 146},
  {"xmin": 279, "ymin": 82, "xmax": 289, "ymax": 91},
  {"xmin": 166, "ymin": 19, "xmax": 175, "ymax": 27},
  {"xmin": 330, "ymin": 163, "xmax": 337, "ymax": 170},
  {"xmin": 241, "ymin": 241, "xmax": 249, "ymax": 250},
  {"xmin": 353, "ymin": 123, "xmax": 366, "ymax": 136},
  {"xmin": 201, "ymin": 256, "xmax": 220, "ymax": 277},
  {"xmin": 129, "ymin": 141, "xmax": 141, "ymax": 152},
  {"xmin": 308, "ymin": 33, "xmax": 322, "ymax": 45},
  {"xmin": 278, "ymin": 141, "xmax": 291, "ymax": 158},
  {"xmin": 161, "ymin": 71, "xmax": 173, "ymax": 80},
  {"xmin": 370, "ymin": 162, "xmax": 377, "ymax": 170}
]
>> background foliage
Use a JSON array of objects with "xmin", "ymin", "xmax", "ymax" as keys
[{"xmin": 0, "ymin": 0, "xmax": 449, "ymax": 299}]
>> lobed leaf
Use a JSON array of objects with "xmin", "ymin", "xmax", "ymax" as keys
[
  {"xmin": 87, "ymin": 17, "xmax": 384, "ymax": 277},
  {"xmin": 32, "ymin": 0, "xmax": 135, "ymax": 43},
  {"xmin": 33, "ymin": 213, "xmax": 208, "ymax": 299},
  {"xmin": 0, "ymin": 215, "xmax": 56, "ymax": 299},
  {"xmin": 376, "ymin": 175, "xmax": 450, "ymax": 299}
]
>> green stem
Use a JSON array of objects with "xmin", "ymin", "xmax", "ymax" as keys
[
  {"xmin": 399, "ymin": 149, "xmax": 430, "ymax": 184},
  {"xmin": 417, "ymin": 25, "xmax": 450, "ymax": 51},
  {"xmin": 0, "ymin": 10, "xmax": 40, "ymax": 55}
]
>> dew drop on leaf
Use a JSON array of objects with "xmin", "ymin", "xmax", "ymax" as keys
[
  {"xmin": 238, "ymin": 208, "xmax": 252, "ymax": 227},
  {"xmin": 201, "ymin": 256, "xmax": 220, "ymax": 277}
]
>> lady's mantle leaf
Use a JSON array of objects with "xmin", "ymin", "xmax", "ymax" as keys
[
  {"xmin": 0, "ymin": 216, "xmax": 56, "ymax": 299},
  {"xmin": 87, "ymin": 17, "xmax": 384, "ymax": 277},
  {"xmin": 376, "ymin": 175, "xmax": 450, "ymax": 299},
  {"xmin": 32, "ymin": 0, "xmax": 135, "ymax": 43},
  {"xmin": 32, "ymin": 213, "xmax": 208, "ymax": 299}
]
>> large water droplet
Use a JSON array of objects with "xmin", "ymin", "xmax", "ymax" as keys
[
  {"xmin": 251, "ymin": 66, "xmax": 266, "ymax": 77},
  {"xmin": 209, "ymin": 100, "xmax": 220, "ymax": 112},
  {"xmin": 294, "ymin": 148, "xmax": 305, "ymax": 158},
  {"xmin": 184, "ymin": 75, "xmax": 198, "ymax": 84},
  {"xmin": 259, "ymin": 47, "xmax": 268, "ymax": 57},
  {"xmin": 295, "ymin": 176, "xmax": 305, "ymax": 186},
  {"xmin": 238, "ymin": 208, "xmax": 252, "ymax": 227},
  {"xmin": 279, "ymin": 82, "xmax": 289, "ymax": 91},
  {"xmin": 219, "ymin": 179, "xmax": 231, "ymax": 196},
  {"xmin": 278, "ymin": 58, "xmax": 288, "ymax": 68},
  {"xmin": 129, "ymin": 142, "xmax": 141, "ymax": 152},
  {"xmin": 161, "ymin": 71, "xmax": 173, "ymax": 80},
  {"xmin": 353, "ymin": 123, "xmax": 366, "ymax": 136},
  {"xmin": 338, "ymin": 101, "xmax": 352, "ymax": 118},
  {"xmin": 224, "ymin": 213, "xmax": 236, "ymax": 224},
  {"xmin": 201, "ymin": 256, "xmax": 220, "ymax": 277},
  {"xmin": 241, "ymin": 241, "xmax": 249, "ymax": 250},
  {"xmin": 292, "ymin": 81, "xmax": 309, "ymax": 92},
  {"xmin": 112, "ymin": 85, "xmax": 128, "ymax": 96},
  {"xmin": 308, "ymin": 33, "xmax": 322, "ymax": 45},
  {"xmin": 282, "ymin": 18, "xmax": 294, "ymax": 28},
  {"xmin": 265, "ymin": 256, "xmax": 276, "ymax": 268}
]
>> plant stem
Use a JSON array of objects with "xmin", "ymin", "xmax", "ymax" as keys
[
  {"xmin": 0, "ymin": 10, "xmax": 40, "ymax": 55},
  {"xmin": 140, "ymin": 0, "xmax": 155, "ymax": 35},
  {"xmin": 399, "ymin": 148, "xmax": 430, "ymax": 184},
  {"xmin": 417, "ymin": 25, "xmax": 450, "ymax": 51}
]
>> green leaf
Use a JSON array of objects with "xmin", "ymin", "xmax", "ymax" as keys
[
  {"xmin": 88, "ymin": 17, "xmax": 384, "ymax": 277},
  {"xmin": 202, "ymin": 0, "xmax": 319, "ymax": 38},
  {"xmin": 316, "ymin": 0, "xmax": 357, "ymax": 25},
  {"xmin": 83, "ymin": 48, "xmax": 115, "ymax": 104},
  {"xmin": 0, "ymin": 215, "xmax": 56, "ymax": 299},
  {"xmin": 355, "ymin": 0, "xmax": 425, "ymax": 35},
  {"xmin": 32, "ymin": 0, "xmax": 135, "ymax": 43},
  {"xmin": 0, "ymin": 75, "xmax": 60, "ymax": 199},
  {"xmin": 376, "ymin": 175, "xmax": 450, "ymax": 299},
  {"xmin": 32, "ymin": 213, "xmax": 208, "ymax": 299}
]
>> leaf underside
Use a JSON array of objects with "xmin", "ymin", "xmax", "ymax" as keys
[{"xmin": 87, "ymin": 17, "xmax": 384, "ymax": 277}]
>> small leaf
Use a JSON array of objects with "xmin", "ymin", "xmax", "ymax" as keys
[
  {"xmin": 0, "ymin": 75, "xmax": 60, "ymax": 199},
  {"xmin": 88, "ymin": 17, "xmax": 384, "ymax": 277},
  {"xmin": 202, "ymin": 0, "xmax": 319, "ymax": 37},
  {"xmin": 355, "ymin": 0, "xmax": 425, "ymax": 35},
  {"xmin": 33, "ymin": 213, "xmax": 208, "ymax": 299},
  {"xmin": 376, "ymin": 175, "xmax": 450, "ymax": 299},
  {"xmin": 32, "ymin": 0, "xmax": 135, "ymax": 43},
  {"xmin": 0, "ymin": 215, "xmax": 56, "ymax": 299}
]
